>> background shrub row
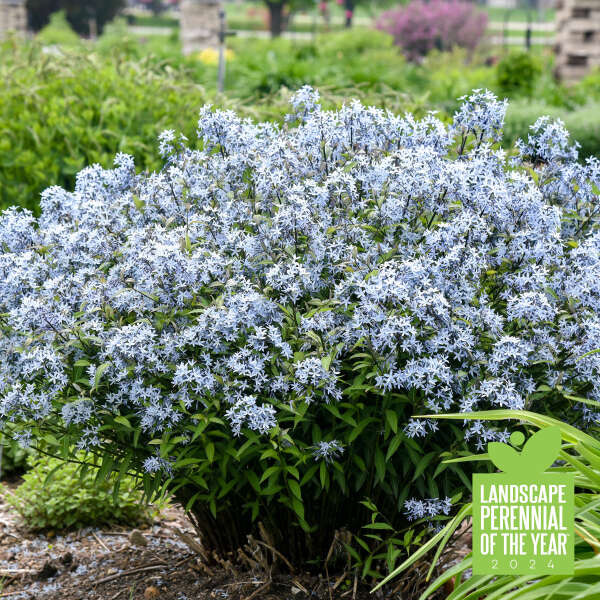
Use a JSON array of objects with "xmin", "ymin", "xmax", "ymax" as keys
[{"xmin": 3, "ymin": 24, "xmax": 600, "ymax": 212}]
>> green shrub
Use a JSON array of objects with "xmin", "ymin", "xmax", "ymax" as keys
[
  {"xmin": 0, "ymin": 434, "xmax": 30, "ymax": 478},
  {"xmin": 576, "ymin": 68, "xmax": 600, "ymax": 100},
  {"xmin": 496, "ymin": 51, "xmax": 542, "ymax": 98},
  {"xmin": 504, "ymin": 100, "xmax": 600, "ymax": 159},
  {"xmin": 224, "ymin": 31, "xmax": 413, "ymax": 97},
  {"xmin": 5, "ymin": 452, "xmax": 151, "ymax": 530},
  {"xmin": 420, "ymin": 48, "xmax": 497, "ymax": 111},
  {"xmin": 36, "ymin": 10, "xmax": 82, "ymax": 47},
  {"xmin": 0, "ymin": 37, "xmax": 421, "ymax": 212},
  {"xmin": 95, "ymin": 17, "xmax": 140, "ymax": 56},
  {"xmin": 316, "ymin": 27, "xmax": 395, "ymax": 55},
  {"xmin": 0, "ymin": 42, "xmax": 210, "ymax": 212},
  {"xmin": 4, "ymin": 88, "xmax": 600, "ymax": 579},
  {"xmin": 562, "ymin": 103, "xmax": 600, "ymax": 159}
]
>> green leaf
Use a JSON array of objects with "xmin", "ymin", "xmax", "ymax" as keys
[
  {"xmin": 319, "ymin": 461, "xmax": 328, "ymax": 489},
  {"xmin": 348, "ymin": 417, "xmax": 375, "ymax": 442},
  {"xmin": 206, "ymin": 442, "xmax": 215, "ymax": 463},
  {"xmin": 289, "ymin": 479, "xmax": 302, "ymax": 501},
  {"xmin": 291, "ymin": 496, "xmax": 305, "ymax": 520},
  {"xmin": 93, "ymin": 361, "xmax": 111, "ymax": 390},
  {"xmin": 385, "ymin": 409, "xmax": 398, "ymax": 434},
  {"xmin": 374, "ymin": 447, "xmax": 386, "ymax": 482},
  {"xmin": 386, "ymin": 433, "xmax": 403, "ymax": 461},
  {"xmin": 114, "ymin": 416, "xmax": 132, "ymax": 429},
  {"xmin": 260, "ymin": 465, "xmax": 281, "ymax": 484},
  {"xmin": 363, "ymin": 522, "xmax": 394, "ymax": 531},
  {"xmin": 95, "ymin": 455, "xmax": 114, "ymax": 483}
]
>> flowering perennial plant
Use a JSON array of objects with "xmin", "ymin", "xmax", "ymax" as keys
[{"xmin": 1, "ymin": 88, "xmax": 599, "ymax": 569}]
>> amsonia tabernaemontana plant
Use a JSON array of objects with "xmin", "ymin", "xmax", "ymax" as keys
[{"xmin": 0, "ymin": 87, "xmax": 599, "ymax": 573}]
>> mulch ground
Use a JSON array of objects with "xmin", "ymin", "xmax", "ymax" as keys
[{"xmin": 0, "ymin": 483, "xmax": 405, "ymax": 600}]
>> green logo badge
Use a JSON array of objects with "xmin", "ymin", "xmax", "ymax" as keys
[{"xmin": 473, "ymin": 426, "xmax": 574, "ymax": 575}]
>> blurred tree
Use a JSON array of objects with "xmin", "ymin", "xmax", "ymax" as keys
[
  {"xmin": 149, "ymin": 0, "xmax": 165, "ymax": 15},
  {"xmin": 265, "ymin": 0, "xmax": 323, "ymax": 37},
  {"xmin": 26, "ymin": 0, "xmax": 125, "ymax": 34},
  {"xmin": 265, "ymin": 0, "xmax": 287, "ymax": 37},
  {"xmin": 318, "ymin": 0, "xmax": 357, "ymax": 31},
  {"xmin": 344, "ymin": 0, "xmax": 353, "ymax": 27}
]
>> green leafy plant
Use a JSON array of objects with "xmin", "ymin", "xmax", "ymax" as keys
[
  {"xmin": 375, "ymin": 411, "xmax": 600, "ymax": 598},
  {"xmin": 36, "ymin": 10, "xmax": 82, "ymax": 47},
  {"xmin": 0, "ymin": 434, "xmax": 30, "ymax": 479},
  {"xmin": 4, "ymin": 85, "xmax": 600, "ymax": 583},
  {"xmin": 5, "ymin": 452, "xmax": 152, "ymax": 530},
  {"xmin": 496, "ymin": 51, "xmax": 542, "ymax": 98},
  {"xmin": 0, "ymin": 42, "xmax": 209, "ymax": 212},
  {"xmin": 504, "ymin": 100, "xmax": 600, "ymax": 160}
]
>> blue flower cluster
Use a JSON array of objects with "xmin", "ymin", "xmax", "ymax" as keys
[
  {"xmin": 404, "ymin": 496, "xmax": 453, "ymax": 522},
  {"xmin": 0, "ymin": 88, "xmax": 599, "ymax": 477}
]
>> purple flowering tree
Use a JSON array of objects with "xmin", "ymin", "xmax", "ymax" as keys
[{"xmin": 376, "ymin": 0, "xmax": 488, "ymax": 61}]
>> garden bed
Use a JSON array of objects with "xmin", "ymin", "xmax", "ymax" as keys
[{"xmin": 0, "ymin": 487, "xmax": 382, "ymax": 600}]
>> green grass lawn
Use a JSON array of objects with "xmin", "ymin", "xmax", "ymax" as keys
[
  {"xmin": 481, "ymin": 5, "xmax": 555, "ymax": 22},
  {"xmin": 486, "ymin": 28, "xmax": 553, "ymax": 39}
]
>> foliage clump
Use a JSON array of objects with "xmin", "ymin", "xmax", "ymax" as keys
[
  {"xmin": 0, "ymin": 432, "xmax": 29, "ymax": 478},
  {"xmin": 496, "ymin": 51, "xmax": 542, "ymax": 98},
  {"xmin": 1, "ymin": 89, "xmax": 600, "ymax": 572},
  {"xmin": 36, "ymin": 10, "xmax": 82, "ymax": 47},
  {"xmin": 0, "ymin": 42, "xmax": 208, "ymax": 213},
  {"xmin": 5, "ymin": 453, "xmax": 150, "ymax": 530}
]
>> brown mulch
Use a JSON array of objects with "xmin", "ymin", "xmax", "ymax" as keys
[{"xmin": 0, "ymin": 484, "xmax": 396, "ymax": 600}]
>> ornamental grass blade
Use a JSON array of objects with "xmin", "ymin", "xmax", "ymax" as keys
[
  {"xmin": 371, "ymin": 524, "xmax": 448, "ymax": 592},
  {"xmin": 559, "ymin": 450, "xmax": 600, "ymax": 487},
  {"xmin": 444, "ymin": 573, "xmax": 506, "ymax": 600},
  {"xmin": 426, "ymin": 503, "xmax": 472, "ymax": 580},
  {"xmin": 415, "ymin": 556, "xmax": 472, "ymax": 600},
  {"xmin": 415, "ymin": 410, "xmax": 600, "ymax": 449},
  {"xmin": 372, "ymin": 503, "xmax": 471, "ymax": 592}
]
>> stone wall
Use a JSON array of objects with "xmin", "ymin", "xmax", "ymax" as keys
[
  {"xmin": 180, "ymin": 0, "xmax": 221, "ymax": 55},
  {"xmin": 555, "ymin": 0, "xmax": 600, "ymax": 81},
  {"xmin": 0, "ymin": 0, "xmax": 26, "ymax": 38}
]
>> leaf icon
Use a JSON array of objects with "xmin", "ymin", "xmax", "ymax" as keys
[
  {"xmin": 521, "ymin": 426, "xmax": 561, "ymax": 472},
  {"xmin": 488, "ymin": 442, "xmax": 521, "ymax": 473}
]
